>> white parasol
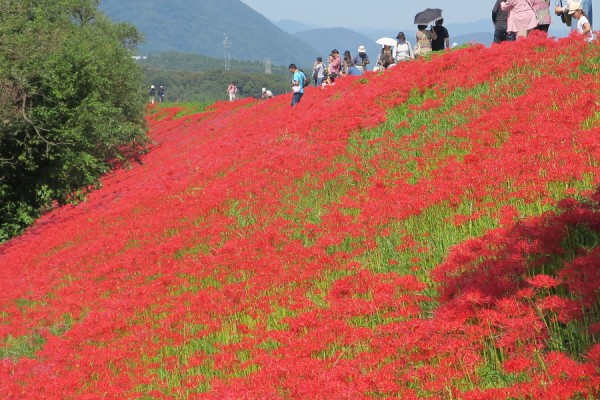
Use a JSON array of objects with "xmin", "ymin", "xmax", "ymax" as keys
[{"xmin": 375, "ymin": 37, "xmax": 398, "ymax": 47}]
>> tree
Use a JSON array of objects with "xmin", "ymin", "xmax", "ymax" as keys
[{"xmin": 0, "ymin": 0, "xmax": 148, "ymax": 241}]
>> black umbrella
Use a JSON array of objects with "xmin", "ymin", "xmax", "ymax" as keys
[{"xmin": 414, "ymin": 8, "xmax": 443, "ymax": 25}]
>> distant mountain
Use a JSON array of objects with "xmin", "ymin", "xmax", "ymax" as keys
[
  {"xmin": 294, "ymin": 28, "xmax": 381, "ymax": 64},
  {"xmin": 452, "ymin": 32, "xmax": 494, "ymax": 47},
  {"xmin": 445, "ymin": 20, "xmax": 493, "ymax": 36},
  {"xmin": 99, "ymin": 0, "xmax": 319, "ymax": 66},
  {"xmin": 274, "ymin": 19, "xmax": 322, "ymax": 34}
]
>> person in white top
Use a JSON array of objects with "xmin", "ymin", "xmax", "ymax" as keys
[
  {"xmin": 261, "ymin": 88, "xmax": 274, "ymax": 99},
  {"xmin": 569, "ymin": 2, "xmax": 594, "ymax": 40},
  {"xmin": 395, "ymin": 32, "xmax": 415, "ymax": 62},
  {"xmin": 555, "ymin": 0, "xmax": 593, "ymax": 30},
  {"xmin": 227, "ymin": 82, "xmax": 238, "ymax": 102}
]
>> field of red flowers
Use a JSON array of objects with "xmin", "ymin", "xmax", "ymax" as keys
[{"xmin": 1, "ymin": 33, "xmax": 599, "ymax": 399}]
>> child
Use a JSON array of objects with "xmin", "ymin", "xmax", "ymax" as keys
[
  {"xmin": 569, "ymin": 2, "xmax": 594, "ymax": 41},
  {"xmin": 261, "ymin": 88, "xmax": 274, "ymax": 99}
]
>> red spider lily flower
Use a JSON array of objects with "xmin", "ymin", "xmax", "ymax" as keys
[{"xmin": 526, "ymin": 274, "xmax": 561, "ymax": 289}]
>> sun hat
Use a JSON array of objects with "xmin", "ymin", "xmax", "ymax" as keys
[
  {"xmin": 262, "ymin": 88, "xmax": 266, "ymax": 92},
  {"xmin": 358, "ymin": 45, "xmax": 366, "ymax": 53},
  {"xmin": 568, "ymin": 2, "xmax": 582, "ymax": 14}
]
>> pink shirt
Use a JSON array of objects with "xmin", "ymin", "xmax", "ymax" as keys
[
  {"xmin": 329, "ymin": 55, "xmax": 341, "ymax": 75},
  {"xmin": 501, "ymin": 0, "xmax": 539, "ymax": 32},
  {"xmin": 531, "ymin": 0, "xmax": 552, "ymax": 25}
]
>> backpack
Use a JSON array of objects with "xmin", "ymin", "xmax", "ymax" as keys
[
  {"xmin": 299, "ymin": 69, "xmax": 310, "ymax": 86},
  {"xmin": 381, "ymin": 49, "xmax": 394, "ymax": 68},
  {"xmin": 315, "ymin": 63, "xmax": 328, "ymax": 80}
]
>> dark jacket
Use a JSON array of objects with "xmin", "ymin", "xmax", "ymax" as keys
[{"xmin": 492, "ymin": 0, "xmax": 509, "ymax": 25}]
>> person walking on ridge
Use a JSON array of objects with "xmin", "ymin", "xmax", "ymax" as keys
[
  {"xmin": 158, "ymin": 85, "xmax": 165, "ymax": 103},
  {"xmin": 353, "ymin": 45, "xmax": 370, "ymax": 72},
  {"xmin": 328, "ymin": 49, "xmax": 341, "ymax": 80},
  {"xmin": 501, "ymin": 0, "xmax": 538, "ymax": 38},
  {"xmin": 341, "ymin": 50, "xmax": 353, "ymax": 76},
  {"xmin": 493, "ymin": 0, "xmax": 511, "ymax": 42},
  {"xmin": 313, "ymin": 57, "xmax": 326, "ymax": 86},
  {"xmin": 432, "ymin": 19, "xmax": 450, "ymax": 51},
  {"xmin": 555, "ymin": 0, "xmax": 593, "ymax": 31},
  {"xmin": 531, "ymin": 0, "xmax": 552, "ymax": 32},
  {"xmin": 395, "ymin": 32, "xmax": 415, "ymax": 61},
  {"xmin": 414, "ymin": 25, "xmax": 437, "ymax": 57},
  {"xmin": 289, "ymin": 63, "xmax": 305, "ymax": 107},
  {"xmin": 227, "ymin": 82, "xmax": 238, "ymax": 102},
  {"xmin": 149, "ymin": 85, "xmax": 156, "ymax": 104},
  {"xmin": 569, "ymin": 2, "xmax": 594, "ymax": 40}
]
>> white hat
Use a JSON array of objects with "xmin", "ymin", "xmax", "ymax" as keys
[
  {"xmin": 568, "ymin": 2, "xmax": 582, "ymax": 13},
  {"xmin": 357, "ymin": 45, "xmax": 366, "ymax": 53},
  {"xmin": 262, "ymin": 88, "xmax": 266, "ymax": 92},
  {"xmin": 150, "ymin": 84, "xmax": 155, "ymax": 88}
]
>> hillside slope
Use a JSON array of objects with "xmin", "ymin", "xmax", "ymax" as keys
[
  {"xmin": 99, "ymin": 0, "xmax": 319, "ymax": 65},
  {"xmin": 1, "ymin": 35, "xmax": 599, "ymax": 398}
]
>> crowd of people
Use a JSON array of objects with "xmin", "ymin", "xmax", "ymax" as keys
[
  {"xmin": 285, "ymin": 1, "xmax": 594, "ymax": 107},
  {"xmin": 309, "ymin": 20, "xmax": 451, "ymax": 88},
  {"xmin": 188, "ymin": 2, "xmax": 595, "ymax": 107},
  {"xmin": 281, "ymin": 19, "xmax": 452, "ymax": 107},
  {"xmin": 493, "ymin": 0, "xmax": 594, "ymax": 43}
]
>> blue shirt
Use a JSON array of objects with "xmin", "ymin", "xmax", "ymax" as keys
[
  {"xmin": 353, "ymin": 53, "xmax": 370, "ymax": 67},
  {"xmin": 293, "ymin": 70, "xmax": 305, "ymax": 93},
  {"xmin": 347, "ymin": 66, "xmax": 363, "ymax": 76}
]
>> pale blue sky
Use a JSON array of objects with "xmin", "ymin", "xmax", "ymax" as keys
[{"xmin": 240, "ymin": 1, "xmax": 496, "ymax": 28}]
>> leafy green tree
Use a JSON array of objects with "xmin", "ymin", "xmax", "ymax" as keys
[
  {"xmin": 143, "ymin": 64, "xmax": 293, "ymax": 103},
  {"xmin": 137, "ymin": 51, "xmax": 299, "ymax": 102},
  {"xmin": 0, "ymin": 0, "xmax": 148, "ymax": 241}
]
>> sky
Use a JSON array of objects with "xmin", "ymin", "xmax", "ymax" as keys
[{"xmin": 240, "ymin": 1, "xmax": 495, "ymax": 29}]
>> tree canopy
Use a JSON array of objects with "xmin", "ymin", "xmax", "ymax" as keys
[
  {"xmin": 139, "ymin": 52, "xmax": 295, "ymax": 102},
  {"xmin": 0, "ymin": 0, "xmax": 148, "ymax": 241}
]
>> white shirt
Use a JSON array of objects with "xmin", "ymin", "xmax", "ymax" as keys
[
  {"xmin": 395, "ymin": 42, "xmax": 414, "ymax": 62},
  {"xmin": 577, "ymin": 15, "xmax": 594, "ymax": 40}
]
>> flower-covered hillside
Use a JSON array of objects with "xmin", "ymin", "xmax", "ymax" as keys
[{"xmin": 1, "ymin": 34, "xmax": 599, "ymax": 399}]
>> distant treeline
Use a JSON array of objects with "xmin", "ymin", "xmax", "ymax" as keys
[{"xmin": 138, "ymin": 52, "xmax": 308, "ymax": 103}]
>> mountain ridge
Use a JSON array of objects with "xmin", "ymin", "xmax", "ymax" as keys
[{"xmin": 99, "ymin": 0, "xmax": 319, "ymax": 66}]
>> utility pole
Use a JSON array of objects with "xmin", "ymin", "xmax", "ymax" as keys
[
  {"xmin": 223, "ymin": 34, "xmax": 231, "ymax": 71},
  {"xmin": 265, "ymin": 58, "xmax": 272, "ymax": 74}
]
